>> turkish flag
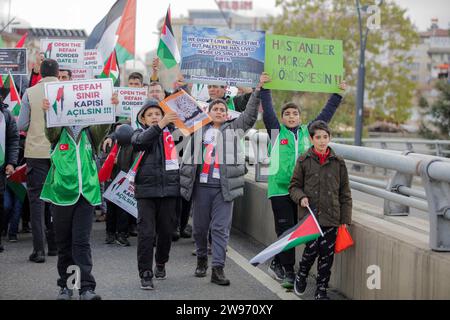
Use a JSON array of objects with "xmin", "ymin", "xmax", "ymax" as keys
[
  {"xmin": 280, "ymin": 139, "xmax": 289, "ymax": 145},
  {"xmin": 59, "ymin": 144, "xmax": 69, "ymax": 151}
]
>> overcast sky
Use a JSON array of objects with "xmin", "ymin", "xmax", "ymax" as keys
[{"xmin": 4, "ymin": 0, "xmax": 450, "ymax": 59}]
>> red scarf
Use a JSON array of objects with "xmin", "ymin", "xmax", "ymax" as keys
[
  {"xmin": 313, "ymin": 147, "xmax": 330, "ymax": 165},
  {"xmin": 200, "ymin": 144, "xmax": 220, "ymax": 183},
  {"xmin": 163, "ymin": 128, "xmax": 179, "ymax": 171},
  {"xmin": 200, "ymin": 128, "xmax": 220, "ymax": 183}
]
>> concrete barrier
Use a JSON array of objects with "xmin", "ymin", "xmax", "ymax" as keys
[{"xmin": 233, "ymin": 177, "xmax": 450, "ymax": 300}]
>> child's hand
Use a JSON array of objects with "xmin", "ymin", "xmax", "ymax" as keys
[
  {"xmin": 300, "ymin": 197, "xmax": 309, "ymax": 208},
  {"xmin": 257, "ymin": 72, "xmax": 271, "ymax": 89},
  {"xmin": 159, "ymin": 112, "xmax": 178, "ymax": 128},
  {"xmin": 111, "ymin": 93, "xmax": 119, "ymax": 105},
  {"xmin": 5, "ymin": 165, "xmax": 14, "ymax": 176},
  {"xmin": 103, "ymin": 138, "xmax": 113, "ymax": 153},
  {"xmin": 42, "ymin": 99, "xmax": 50, "ymax": 111},
  {"xmin": 339, "ymin": 81, "xmax": 347, "ymax": 92}
]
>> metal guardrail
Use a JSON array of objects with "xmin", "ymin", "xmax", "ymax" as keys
[
  {"xmin": 332, "ymin": 138, "xmax": 450, "ymax": 157},
  {"xmin": 245, "ymin": 131, "xmax": 450, "ymax": 252}
]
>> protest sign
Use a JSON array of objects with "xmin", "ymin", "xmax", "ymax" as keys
[
  {"xmin": 84, "ymin": 49, "xmax": 104, "ymax": 76},
  {"xmin": 190, "ymin": 83, "xmax": 210, "ymax": 102},
  {"xmin": 160, "ymin": 89, "xmax": 212, "ymax": 135},
  {"xmin": 0, "ymin": 49, "xmax": 27, "ymax": 75},
  {"xmin": 181, "ymin": 26, "xmax": 265, "ymax": 87},
  {"xmin": 71, "ymin": 68, "xmax": 94, "ymax": 81},
  {"xmin": 104, "ymin": 171, "xmax": 137, "ymax": 218},
  {"xmin": 45, "ymin": 78, "xmax": 115, "ymax": 128},
  {"xmin": 115, "ymin": 87, "xmax": 147, "ymax": 117},
  {"xmin": 40, "ymin": 39, "xmax": 85, "ymax": 69},
  {"xmin": 264, "ymin": 34, "xmax": 344, "ymax": 93}
]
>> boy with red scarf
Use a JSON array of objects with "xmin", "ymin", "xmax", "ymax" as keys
[
  {"xmin": 289, "ymin": 120, "xmax": 352, "ymax": 300},
  {"xmin": 131, "ymin": 99, "xmax": 179, "ymax": 290}
]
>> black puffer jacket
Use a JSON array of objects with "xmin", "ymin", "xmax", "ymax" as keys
[
  {"xmin": 0, "ymin": 102, "xmax": 19, "ymax": 168},
  {"xmin": 131, "ymin": 102, "xmax": 180, "ymax": 199}
]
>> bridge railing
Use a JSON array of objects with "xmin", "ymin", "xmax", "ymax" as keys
[
  {"xmin": 244, "ymin": 130, "xmax": 450, "ymax": 252},
  {"xmin": 332, "ymin": 138, "xmax": 450, "ymax": 157}
]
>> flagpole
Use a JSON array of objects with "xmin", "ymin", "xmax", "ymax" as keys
[
  {"xmin": 133, "ymin": 0, "xmax": 137, "ymax": 71},
  {"xmin": 307, "ymin": 205, "xmax": 324, "ymax": 237}
]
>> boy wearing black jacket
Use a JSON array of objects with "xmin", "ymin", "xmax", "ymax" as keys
[{"xmin": 131, "ymin": 99, "xmax": 179, "ymax": 290}]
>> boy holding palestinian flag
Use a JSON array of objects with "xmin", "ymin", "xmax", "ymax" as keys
[
  {"xmin": 40, "ymin": 93, "xmax": 119, "ymax": 301},
  {"xmin": 289, "ymin": 120, "xmax": 352, "ymax": 300},
  {"xmin": 260, "ymin": 72, "xmax": 347, "ymax": 289}
]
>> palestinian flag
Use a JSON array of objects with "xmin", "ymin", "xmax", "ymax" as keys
[
  {"xmin": 98, "ymin": 143, "xmax": 119, "ymax": 183},
  {"xmin": 3, "ymin": 73, "xmax": 22, "ymax": 117},
  {"xmin": 157, "ymin": 6, "xmax": 180, "ymax": 69},
  {"xmin": 86, "ymin": 0, "xmax": 128, "ymax": 64},
  {"xmin": 44, "ymin": 42, "xmax": 53, "ymax": 58},
  {"xmin": 126, "ymin": 151, "xmax": 145, "ymax": 183},
  {"xmin": 249, "ymin": 210, "xmax": 323, "ymax": 266},
  {"xmin": 15, "ymin": 32, "xmax": 28, "ymax": 48},
  {"xmin": 100, "ymin": 50, "xmax": 120, "ymax": 86},
  {"xmin": 7, "ymin": 164, "xmax": 27, "ymax": 203},
  {"xmin": 52, "ymin": 86, "xmax": 65, "ymax": 115},
  {"xmin": 115, "ymin": 0, "xmax": 136, "ymax": 64}
]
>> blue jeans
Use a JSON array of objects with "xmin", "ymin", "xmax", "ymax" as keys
[{"xmin": 4, "ymin": 187, "xmax": 23, "ymax": 236}]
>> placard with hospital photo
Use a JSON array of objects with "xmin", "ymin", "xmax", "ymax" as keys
[{"xmin": 159, "ymin": 89, "xmax": 212, "ymax": 135}]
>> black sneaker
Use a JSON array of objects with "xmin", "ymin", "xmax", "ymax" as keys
[
  {"xmin": 268, "ymin": 260, "xmax": 285, "ymax": 281},
  {"xmin": 281, "ymin": 271, "xmax": 295, "ymax": 289},
  {"xmin": 129, "ymin": 225, "xmax": 138, "ymax": 237},
  {"xmin": 116, "ymin": 233, "xmax": 130, "ymax": 247},
  {"xmin": 0, "ymin": 244, "xmax": 4, "ymax": 253},
  {"xmin": 195, "ymin": 257, "xmax": 208, "ymax": 278},
  {"xmin": 29, "ymin": 251, "xmax": 45, "ymax": 263},
  {"xmin": 180, "ymin": 229, "xmax": 192, "ymax": 239},
  {"xmin": 79, "ymin": 290, "xmax": 101, "ymax": 300},
  {"xmin": 8, "ymin": 234, "xmax": 18, "ymax": 243},
  {"xmin": 140, "ymin": 271, "xmax": 154, "ymax": 290},
  {"xmin": 180, "ymin": 225, "xmax": 192, "ymax": 238},
  {"xmin": 294, "ymin": 274, "xmax": 307, "ymax": 296},
  {"xmin": 57, "ymin": 287, "xmax": 73, "ymax": 300},
  {"xmin": 105, "ymin": 233, "xmax": 116, "ymax": 244},
  {"xmin": 211, "ymin": 266, "xmax": 230, "ymax": 286},
  {"xmin": 21, "ymin": 223, "xmax": 31, "ymax": 234},
  {"xmin": 172, "ymin": 229, "xmax": 180, "ymax": 242},
  {"xmin": 154, "ymin": 264, "xmax": 167, "ymax": 280},
  {"xmin": 314, "ymin": 287, "xmax": 330, "ymax": 300}
]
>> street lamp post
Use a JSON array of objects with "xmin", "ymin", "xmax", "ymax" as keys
[
  {"xmin": 354, "ymin": 0, "xmax": 369, "ymax": 147},
  {"xmin": 354, "ymin": 0, "xmax": 383, "ymax": 146}
]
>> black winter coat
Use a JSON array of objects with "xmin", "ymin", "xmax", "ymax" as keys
[
  {"xmin": 0, "ymin": 104, "xmax": 19, "ymax": 168},
  {"xmin": 131, "ymin": 124, "xmax": 180, "ymax": 199}
]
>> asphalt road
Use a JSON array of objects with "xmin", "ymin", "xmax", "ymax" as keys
[{"xmin": 0, "ymin": 217, "xmax": 346, "ymax": 301}]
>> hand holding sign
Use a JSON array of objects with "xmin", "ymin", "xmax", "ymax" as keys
[
  {"xmin": 158, "ymin": 112, "xmax": 178, "ymax": 129},
  {"xmin": 258, "ymin": 72, "xmax": 271, "ymax": 89},
  {"xmin": 159, "ymin": 90, "xmax": 212, "ymax": 135},
  {"xmin": 42, "ymin": 99, "xmax": 50, "ymax": 111},
  {"xmin": 339, "ymin": 81, "xmax": 347, "ymax": 93}
]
